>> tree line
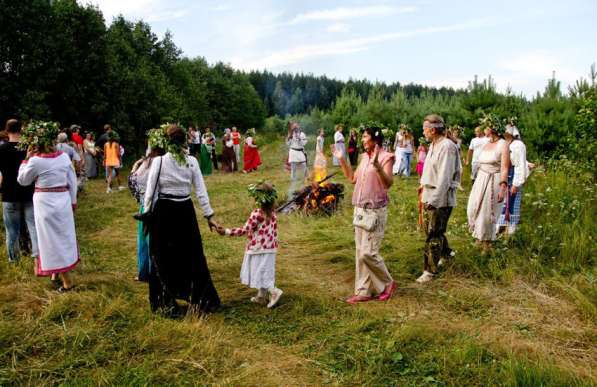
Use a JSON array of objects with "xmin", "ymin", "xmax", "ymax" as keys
[{"xmin": 1, "ymin": 0, "xmax": 595, "ymax": 170}]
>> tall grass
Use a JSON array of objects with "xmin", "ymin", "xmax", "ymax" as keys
[{"xmin": 0, "ymin": 139, "xmax": 595, "ymax": 386}]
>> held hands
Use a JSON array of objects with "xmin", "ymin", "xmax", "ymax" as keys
[
  {"xmin": 511, "ymin": 185, "xmax": 518, "ymax": 195},
  {"xmin": 498, "ymin": 183, "xmax": 507, "ymax": 202},
  {"xmin": 207, "ymin": 217, "xmax": 219, "ymax": 232},
  {"xmin": 216, "ymin": 226, "xmax": 226, "ymax": 235}
]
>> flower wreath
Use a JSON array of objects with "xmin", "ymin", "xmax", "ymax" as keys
[
  {"xmin": 479, "ymin": 113, "xmax": 503, "ymax": 134},
  {"xmin": 18, "ymin": 120, "xmax": 60, "ymax": 151},
  {"xmin": 247, "ymin": 181, "xmax": 278, "ymax": 206}
]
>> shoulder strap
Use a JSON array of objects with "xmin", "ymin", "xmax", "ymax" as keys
[{"xmin": 148, "ymin": 157, "xmax": 163, "ymax": 212}]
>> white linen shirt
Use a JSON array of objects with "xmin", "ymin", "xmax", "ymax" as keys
[
  {"xmin": 421, "ymin": 137, "xmax": 462, "ymax": 208},
  {"xmin": 469, "ymin": 137, "xmax": 490, "ymax": 164},
  {"xmin": 143, "ymin": 153, "xmax": 214, "ymax": 217},
  {"xmin": 509, "ymin": 140, "xmax": 530, "ymax": 187},
  {"xmin": 287, "ymin": 131, "xmax": 307, "ymax": 163}
]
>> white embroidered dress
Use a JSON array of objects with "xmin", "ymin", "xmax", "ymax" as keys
[{"xmin": 18, "ymin": 152, "xmax": 79, "ymax": 275}]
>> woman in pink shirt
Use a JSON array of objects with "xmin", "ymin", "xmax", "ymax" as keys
[{"xmin": 331, "ymin": 127, "xmax": 397, "ymax": 304}]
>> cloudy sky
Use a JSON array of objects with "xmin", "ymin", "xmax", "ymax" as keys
[{"xmin": 87, "ymin": 0, "xmax": 597, "ymax": 97}]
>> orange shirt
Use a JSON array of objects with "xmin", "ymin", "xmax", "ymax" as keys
[{"xmin": 104, "ymin": 142, "xmax": 120, "ymax": 167}]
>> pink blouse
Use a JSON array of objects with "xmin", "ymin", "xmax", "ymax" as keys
[{"xmin": 352, "ymin": 150, "xmax": 395, "ymax": 209}]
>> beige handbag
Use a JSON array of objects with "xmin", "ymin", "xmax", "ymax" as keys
[{"xmin": 353, "ymin": 205, "xmax": 378, "ymax": 231}]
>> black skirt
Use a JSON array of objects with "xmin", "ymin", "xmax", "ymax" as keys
[{"xmin": 148, "ymin": 198, "xmax": 221, "ymax": 314}]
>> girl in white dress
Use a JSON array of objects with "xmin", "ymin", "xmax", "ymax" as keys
[
  {"xmin": 333, "ymin": 125, "xmax": 345, "ymax": 166},
  {"xmin": 217, "ymin": 182, "xmax": 282, "ymax": 308}
]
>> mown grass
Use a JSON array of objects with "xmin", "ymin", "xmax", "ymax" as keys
[{"xmin": 0, "ymin": 139, "xmax": 595, "ymax": 386}]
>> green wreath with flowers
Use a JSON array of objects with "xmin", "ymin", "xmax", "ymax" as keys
[
  {"xmin": 479, "ymin": 113, "xmax": 503, "ymax": 134},
  {"xmin": 247, "ymin": 181, "xmax": 278, "ymax": 206},
  {"xmin": 17, "ymin": 120, "xmax": 60, "ymax": 151}
]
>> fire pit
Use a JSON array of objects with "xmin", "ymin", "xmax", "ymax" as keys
[{"xmin": 278, "ymin": 173, "xmax": 344, "ymax": 216}]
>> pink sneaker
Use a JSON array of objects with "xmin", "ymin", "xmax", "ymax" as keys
[{"xmin": 378, "ymin": 281, "xmax": 397, "ymax": 301}]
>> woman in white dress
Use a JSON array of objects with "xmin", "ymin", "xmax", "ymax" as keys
[
  {"xmin": 332, "ymin": 124, "xmax": 345, "ymax": 166},
  {"xmin": 466, "ymin": 115, "xmax": 510, "ymax": 250},
  {"xmin": 17, "ymin": 122, "xmax": 79, "ymax": 291}
]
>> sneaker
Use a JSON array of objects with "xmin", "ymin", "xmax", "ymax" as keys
[
  {"xmin": 378, "ymin": 280, "xmax": 397, "ymax": 301},
  {"xmin": 118, "ymin": 186, "xmax": 125, "ymax": 191},
  {"xmin": 416, "ymin": 271, "xmax": 434, "ymax": 284},
  {"xmin": 106, "ymin": 187, "xmax": 112, "ymax": 193},
  {"xmin": 267, "ymin": 288, "xmax": 283, "ymax": 308}
]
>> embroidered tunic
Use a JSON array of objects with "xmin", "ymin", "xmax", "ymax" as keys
[
  {"xmin": 17, "ymin": 152, "xmax": 79, "ymax": 275},
  {"xmin": 420, "ymin": 137, "xmax": 462, "ymax": 208}
]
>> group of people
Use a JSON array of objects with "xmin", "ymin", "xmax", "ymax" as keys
[
  {"xmin": 188, "ymin": 126, "xmax": 262, "ymax": 176},
  {"xmin": 0, "ymin": 113, "xmax": 532, "ymax": 314}
]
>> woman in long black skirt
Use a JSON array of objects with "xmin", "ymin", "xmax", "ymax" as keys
[{"xmin": 143, "ymin": 124, "xmax": 221, "ymax": 315}]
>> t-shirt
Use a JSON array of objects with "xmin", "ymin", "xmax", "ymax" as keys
[
  {"xmin": 468, "ymin": 137, "xmax": 490, "ymax": 164},
  {"xmin": 231, "ymin": 131, "xmax": 240, "ymax": 145},
  {"xmin": 72, "ymin": 133, "xmax": 84, "ymax": 145},
  {"xmin": 0, "ymin": 142, "xmax": 34, "ymax": 202},
  {"xmin": 56, "ymin": 143, "xmax": 82, "ymax": 162}
]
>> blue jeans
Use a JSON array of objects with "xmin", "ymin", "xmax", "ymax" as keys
[
  {"xmin": 2, "ymin": 201, "xmax": 39, "ymax": 261},
  {"xmin": 399, "ymin": 152, "xmax": 412, "ymax": 177}
]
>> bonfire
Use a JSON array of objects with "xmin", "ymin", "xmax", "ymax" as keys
[{"xmin": 278, "ymin": 162, "xmax": 344, "ymax": 215}]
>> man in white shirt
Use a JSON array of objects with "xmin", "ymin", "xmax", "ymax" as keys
[
  {"xmin": 465, "ymin": 126, "xmax": 489, "ymax": 184},
  {"xmin": 417, "ymin": 114, "xmax": 461, "ymax": 284},
  {"xmin": 286, "ymin": 122, "xmax": 308, "ymax": 198}
]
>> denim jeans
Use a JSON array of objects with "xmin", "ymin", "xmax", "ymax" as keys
[
  {"xmin": 399, "ymin": 152, "xmax": 412, "ymax": 177},
  {"xmin": 2, "ymin": 201, "xmax": 38, "ymax": 261}
]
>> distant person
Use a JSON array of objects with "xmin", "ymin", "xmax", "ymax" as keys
[
  {"xmin": 231, "ymin": 126, "xmax": 241, "ymax": 164},
  {"xmin": 18, "ymin": 121, "xmax": 78, "ymax": 292},
  {"xmin": 243, "ymin": 129, "xmax": 261, "ymax": 173},
  {"xmin": 0, "ymin": 119, "xmax": 38, "ymax": 263},
  {"xmin": 392, "ymin": 125, "xmax": 406, "ymax": 175},
  {"xmin": 104, "ymin": 132, "xmax": 124, "ymax": 193},
  {"xmin": 221, "ymin": 129, "xmax": 237, "ymax": 172},
  {"xmin": 216, "ymin": 182, "xmax": 282, "ymax": 308},
  {"xmin": 201, "ymin": 127, "xmax": 218, "ymax": 170},
  {"xmin": 397, "ymin": 129, "xmax": 414, "ymax": 177},
  {"xmin": 286, "ymin": 122, "xmax": 307, "ymax": 197},
  {"xmin": 83, "ymin": 132, "xmax": 98, "ymax": 178},
  {"xmin": 332, "ymin": 124, "xmax": 345, "ymax": 166},
  {"xmin": 347, "ymin": 128, "xmax": 358, "ymax": 166},
  {"xmin": 188, "ymin": 126, "xmax": 201, "ymax": 157},
  {"xmin": 465, "ymin": 126, "xmax": 489, "ymax": 185},
  {"xmin": 497, "ymin": 123, "xmax": 530, "ymax": 236},
  {"xmin": 416, "ymin": 137, "xmax": 428, "ymax": 178},
  {"xmin": 467, "ymin": 115, "xmax": 509, "ymax": 251},
  {"xmin": 416, "ymin": 114, "xmax": 462, "ymax": 284}
]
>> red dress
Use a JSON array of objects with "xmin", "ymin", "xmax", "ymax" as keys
[{"xmin": 243, "ymin": 137, "xmax": 262, "ymax": 172}]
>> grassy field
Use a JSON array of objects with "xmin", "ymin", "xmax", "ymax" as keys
[{"xmin": 0, "ymin": 139, "xmax": 595, "ymax": 386}]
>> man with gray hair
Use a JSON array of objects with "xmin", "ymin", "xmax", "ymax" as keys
[
  {"xmin": 417, "ymin": 114, "xmax": 462, "ymax": 284},
  {"xmin": 56, "ymin": 132, "xmax": 82, "ymax": 177}
]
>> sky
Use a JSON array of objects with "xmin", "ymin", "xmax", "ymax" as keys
[{"xmin": 87, "ymin": 0, "xmax": 597, "ymax": 97}]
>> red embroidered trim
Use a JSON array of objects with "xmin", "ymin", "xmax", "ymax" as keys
[
  {"xmin": 36, "ymin": 151, "xmax": 64, "ymax": 158},
  {"xmin": 35, "ymin": 186, "xmax": 69, "ymax": 193},
  {"xmin": 36, "ymin": 257, "xmax": 80, "ymax": 276}
]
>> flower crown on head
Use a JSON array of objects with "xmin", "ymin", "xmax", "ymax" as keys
[
  {"xmin": 247, "ymin": 181, "xmax": 278, "ymax": 206},
  {"xmin": 147, "ymin": 126, "xmax": 168, "ymax": 151},
  {"xmin": 18, "ymin": 120, "xmax": 60, "ymax": 151},
  {"xmin": 479, "ymin": 113, "xmax": 503, "ymax": 134}
]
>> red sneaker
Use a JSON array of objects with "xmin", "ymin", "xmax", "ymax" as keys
[
  {"xmin": 378, "ymin": 281, "xmax": 397, "ymax": 301},
  {"xmin": 345, "ymin": 295, "xmax": 374, "ymax": 304}
]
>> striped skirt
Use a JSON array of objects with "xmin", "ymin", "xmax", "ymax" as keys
[{"xmin": 498, "ymin": 167, "xmax": 523, "ymax": 226}]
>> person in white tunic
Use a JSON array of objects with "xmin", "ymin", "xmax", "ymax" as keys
[
  {"xmin": 465, "ymin": 126, "xmax": 489, "ymax": 184},
  {"xmin": 332, "ymin": 124, "xmax": 345, "ymax": 166},
  {"xmin": 466, "ymin": 115, "xmax": 510, "ymax": 250},
  {"xmin": 17, "ymin": 124, "xmax": 78, "ymax": 292},
  {"xmin": 286, "ymin": 122, "xmax": 308, "ymax": 198},
  {"xmin": 392, "ymin": 126, "xmax": 406, "ymax": 175}
]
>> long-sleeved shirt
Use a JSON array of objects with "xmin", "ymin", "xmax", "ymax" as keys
[
  {"xmin": 421, "ymin": 137, "xmax": 462, "ymax": 208},
  {"xmin": 143, "ymin": 152, "xmax": 214, "ymax": 217},
  {"xmin": 225, "ymin": 209, "xmax": 278, "ymax": 255},
  {"xmin": 17, "ymin": 151, "xmax": 77, "ymax": 205},
  {"xmin": 287, "ymin": 131, "xmax": 307, "ymax": 163},
  {"xmin": 509, "ymin": 140, "xmax": 529, "ymax": 187}
]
